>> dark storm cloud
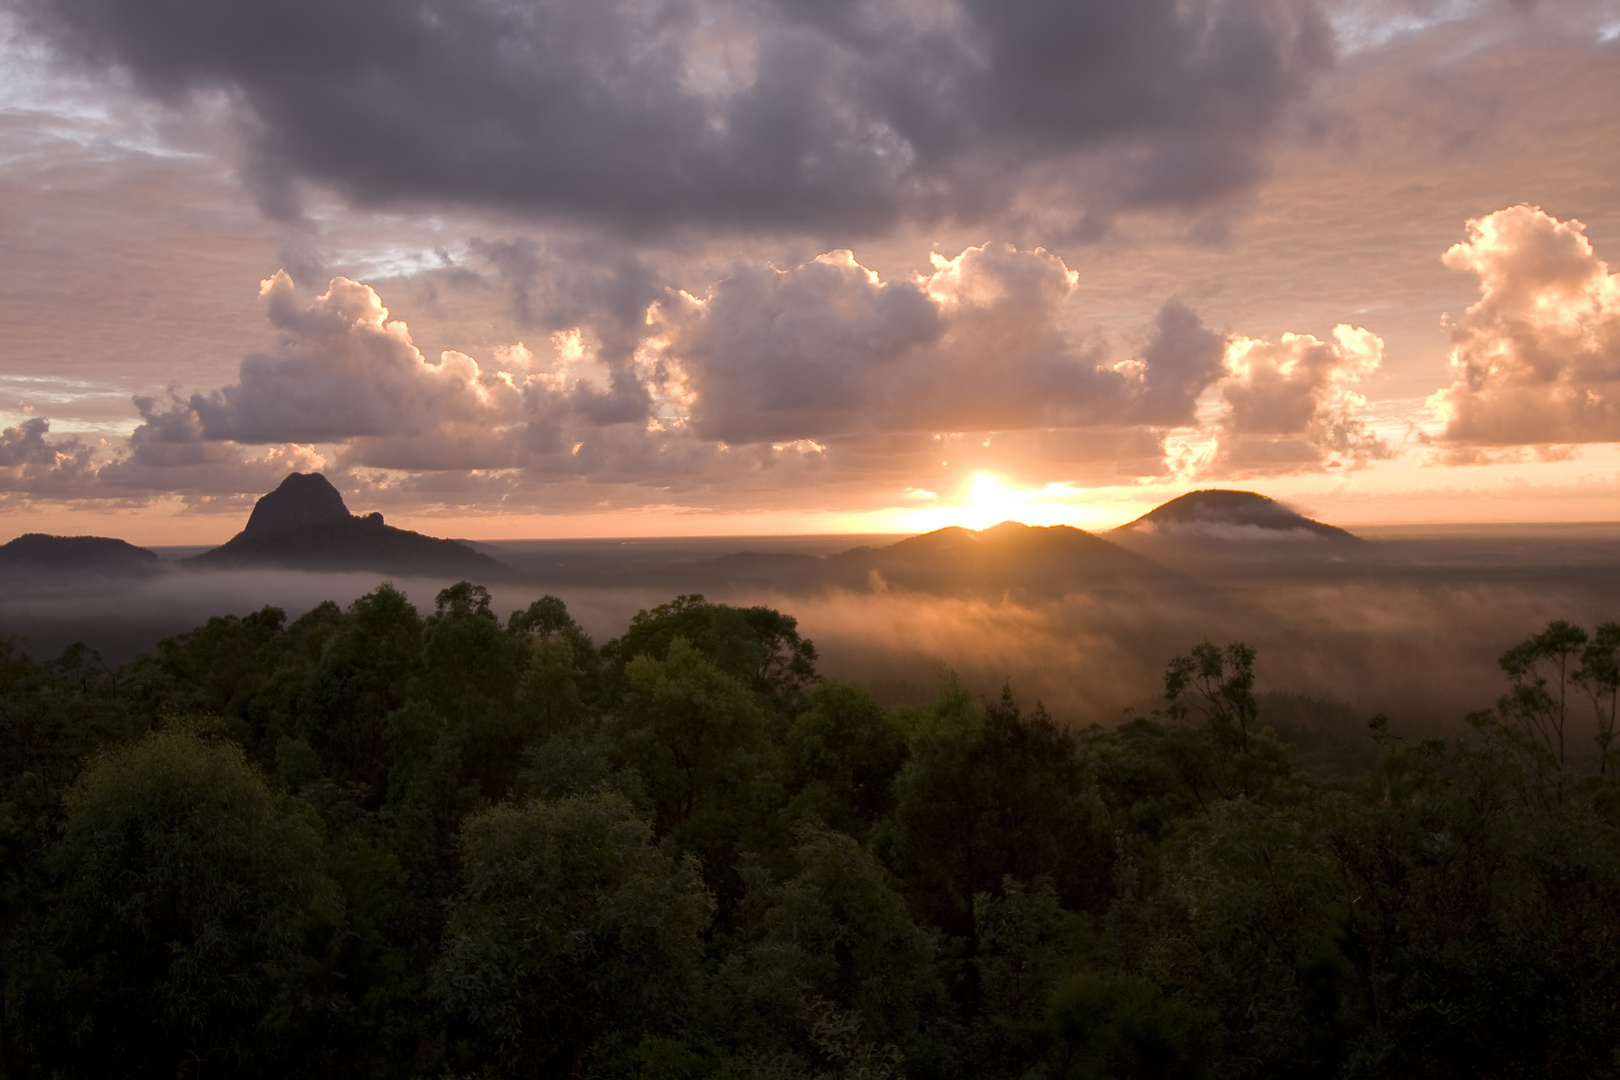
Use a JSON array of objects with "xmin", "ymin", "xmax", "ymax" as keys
[{"xmin": 12, "ymin": 0, "xmax": 1333, "ymax": 230}]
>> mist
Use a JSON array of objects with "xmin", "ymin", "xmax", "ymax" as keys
[{"xmin": 4, "ymin": 524, "xmax": 1618, "ymax": 742}]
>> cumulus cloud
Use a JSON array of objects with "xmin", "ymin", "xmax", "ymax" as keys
[
  {"xmin": 1206, "ymin": 324, "xmax": 1391, "ymax": 474},
  {"xmin": 169, "ymin": 247, "xmax": 1223, "ymax": 487},
  {"xmin": 109, "ymin": 270, "xmax": 790, "ymax": 499},
  {"xmin": 0, "ymin": 413, "xmax": 323, "ymax": 500},
  {"xmin": 14, "ymin": 0, "xmax": 1332, "ymax": 231},
  {"xmin": 96, "ymin": 438, "xmax": 329, "ymax": 498},
  {"xmin": 194, "ymin": 273, "xmax": 529, "ymax": 445},
  {"xmin": 1429, "ymin": 205, "xmax": 1620, "ymax": 456},
  {"xmin": 654, "ymin": 244, "xmax": 1226, "ymax": 443},
  {"xmin": 0, "ymin": 417, "xmax": 94, "ymax": 492},
  {"xmin": 127, "ymin": 272, "xmax": 556, "ymax": 472},
  {"xmin": 27, "ymin": 242, "xmax": 1381, "ymax": 512}
]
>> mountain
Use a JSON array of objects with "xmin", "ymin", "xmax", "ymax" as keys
[
  {"xmin": 0, "ymin": 533, "xmax": 162, "ymax": 576},
  {"xmin": 828, "ymin": 520, "xmax": 1166, "ymax": 592},
  {"xmin": 189, "ymin": 473, "xmax": 521, "ymax": 578},
  {"xmin": 1113, "ymin": 490, "xmax": 1361, "ymax": 546},
  {"xmin": 242, "ymin": 471, "xmax": 351, "ymax": 534}
]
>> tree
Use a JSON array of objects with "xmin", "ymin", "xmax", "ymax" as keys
[
  {"xmin": 128, "ymin": 606, "xmax": 288, "ymax": 728},
  {"xmin": 884, "ymin": 682, "xmax": 1110, "ymax": 935},
  {"xmin": 602, "ymin": 595, "xmax": 818, "ymax": 717},
  {"xmin": 1471, "ymin": 620, "xmax": 1620, "ymax": 798},
  {"xmin": 1576, "ymin": 622, "xmax": 1620, "ymax": 783},
  {"xmin": 1496, "ymin": 619, "xmax": 1590, "ymax": 779},
  {"xmin": 418, "ymin": 582, "xmax": 524, "ymax": 799},
  {"xmin": 719, "ymin": 823, "xmax": 942, "ymax": 1077},
  {"xmin": 0, "ymin": 636, "xmax": 142, "ymax": 1076},
  {"xmin": 1115, "ymin": 797, "xmax": 1343, "ymax": 1078},
  {"xmin": 510, "ymin": 595, "xmax": 600, "ymax": 735},
  {"xmin": 297, "ymin": 583, "xmax": 425, "ymax": 794},
  {"xmin": 433, "ymin": 792, "xmax": 713, "ymax": 1080},
  {"xmin": 1321, "ymin": 732, "xmax": 1620, "ymax": 1077},
  {"xmin": 1045, "ymin": 972, "xmax": 1206, "ymax": 1080},
  {"xmin": 969, "ymin": 878, "xmax": 1078, "ymax": 1074},
  {"xmin": 49, "ymin": 725, "xmax": 339, "ymax": 1079},
  {"xmin": 1164, "ymin": 640, "xmax": 1258, "ymax": 752},
  {"xmin": 783, "ymin": 680, "xmax": 908, "ymax": 839},
  {"xmin": 1159, "ymin": 640, "xmax": 1287, "ymax": 804},
  {"xmin": 610, "ymin": 638, "xmax": 783, "ymax": 901}
]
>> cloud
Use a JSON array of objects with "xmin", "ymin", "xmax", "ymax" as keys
[
  {"xmin": 96, "ymin": 437, "xmax": 328, "ymax": 498},
  {"xmin": 1207, "ymin": 324, "xmax": 1391, "ymax": 474},
  {"xmin": 144, "ymin": 246, "xmax": 1227, "ymax": 495},
  {"xmin": 0, "ymin": 412, "xmax": 323, "ymax": 501},
  {"xmin": 1428, "ymin": 205, "xmax": 1620, "ymax": 454},
  {"xmin": 654, "ymin": 244, "xmax": 1226, "ymax": 443},
  {"xmin": 126, "ymin": 272, "xmax": 556, "ymax": 472},
  {"xmin": 192, "ymin": 272, "xmax": 530, "ymax": 445},
  {"xmin": 23, "ymin": 243, "xmax": 1375, "ymax": 513},
  {"xmin": 13, "ymin": 0, "xmax": 1333, "ymax": 231},
  {"xmin": 0, "ymin": 417, "xmax": 94, "ymax": 492}
]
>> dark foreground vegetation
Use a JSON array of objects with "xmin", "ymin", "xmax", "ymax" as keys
[{"xmin": 2, "ymin": 583, "xmax": 1619, "ymax": 1079}]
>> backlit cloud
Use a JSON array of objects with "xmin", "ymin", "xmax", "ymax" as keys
[
  {"xmin": 1206, "ymin": 324, "xmax": 1390, "ymax": 475},
  {"xmin": 7, "ymin": 242, "xmax": 1261, "ymax": 509},
  {"xmin": 655, "ymin": 244, "xmax": 1226, "ymax": 443},
  {"xmin": 1429, "ymin": 204, "xmax": 1620, "ymax": 457},
  {"xmin": 0, "ymin": 417, "xmax": 94, "ymax": 493}
]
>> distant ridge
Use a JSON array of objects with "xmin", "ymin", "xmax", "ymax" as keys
[
  {"xmin": 189, "ymin": 472, "xmax": 521, "ymax": 578},
  {"xmin": 1115, "ymin": 490, "xmax": 1361, "ymax": 545},
  {"xmin": 0, "ymin": 533, "xmax": 161, "ymax": 575},
  {"xmin": 828, "ymin": 520, "xmax": 1167, "ymax": 591}
]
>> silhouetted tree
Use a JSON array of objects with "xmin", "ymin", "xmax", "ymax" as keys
[{"xmin": 602, "ymin": 595, "xmax": 818, "ymax": 717}]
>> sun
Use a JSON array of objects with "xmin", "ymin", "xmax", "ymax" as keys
[
  {"xmin": 883, "ymin": 473, "xmax": 1119, "ymax": 533},
  {"xmin": 970, "ymin": 473, "xmax": 1014, "ymax": 512},
  {"xmin": 959, "ymin": 473, "xmax": 1027, "ymax": 529}
]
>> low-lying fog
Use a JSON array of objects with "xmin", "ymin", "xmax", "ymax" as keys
[{"xmin": 4, "ymin": 524, "xmax": 1618, "ymax": 739}]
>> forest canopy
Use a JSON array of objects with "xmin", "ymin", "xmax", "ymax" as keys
[{"xmin": 2, "ymin": 584, "xmax": 1620, "ymax": 1079}]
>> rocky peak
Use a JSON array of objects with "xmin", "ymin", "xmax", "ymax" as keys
[{"xmin": 242, "ymin": 473, "xmax": 351, "ymax": 536}]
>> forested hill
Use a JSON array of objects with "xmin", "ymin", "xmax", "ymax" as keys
[
  {"xmin": 0, "ymin": 533, "xmax": 160, "ymax": 575},
  {"xmin": 3, "ymin": 586, "xmax": 1620, "ymax": 1079},
  {"xmin": 1113, "ymin": 489, "xmax": 1362, "ymax": 546}
]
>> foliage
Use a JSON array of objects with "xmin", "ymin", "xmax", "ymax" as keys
[
  {"xmin": 434, "ymin": 792, "xmax": 713, "ymax": 1079},
  {"xmin": 47, "ymin": 725, "xmax": 340, "ymax": 1078},
  {"xmin": 602, "ymin": 594, "xmax": 819, "ymax": 716},
  {"xmin": 883, "ymin": 681, "xmax": 1110, "ymax": 935},
  {"xmin": 4, "ymin": 595, "xmax": 1620, "ymax": 1079},
  {"xmin": 783, "ymin": 680, "xmax": 908, "ymax": 839},
  {"xmin": 719, "ymin": 823, "xmax": 944, "ymax": 1076},
  {"xmin": 610, "ymin": 638, "xmax": 784, "ymax": 903}
]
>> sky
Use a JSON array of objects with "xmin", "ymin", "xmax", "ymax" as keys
[{"xmin": 1, "ymin": 0, "xmax": 1618, "ymax": 544}]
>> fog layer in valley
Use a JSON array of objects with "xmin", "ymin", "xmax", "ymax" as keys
[{"xmin": 4, "ymin": 525, "xmax": 1618, "ymax": 741}]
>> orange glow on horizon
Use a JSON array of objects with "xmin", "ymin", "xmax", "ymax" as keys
[{"xmin": 7, "ymin": 443, "xmax": 1620, "ymax": 547}]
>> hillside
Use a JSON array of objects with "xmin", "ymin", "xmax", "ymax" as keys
[
  {"xmin": 0, "ymin": 533, "xmax": 162, "ymax": 576},
  {"xmin": 1113, "ymin": 489, "xmax": 1362, "ymax": 546},
  {"xmin": 829, "ymin": 520, "xmax": 1167, "ymax": 592}
]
